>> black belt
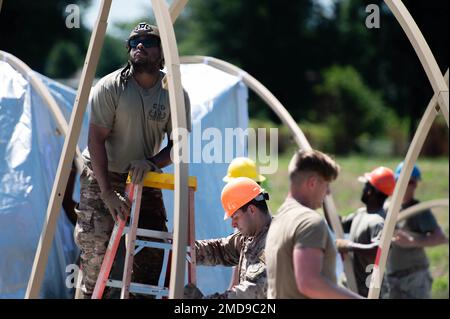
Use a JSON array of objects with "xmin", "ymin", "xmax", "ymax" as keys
[{"xmin": 387, "ymin": 265, "xmax": 428, "ymax": 278}]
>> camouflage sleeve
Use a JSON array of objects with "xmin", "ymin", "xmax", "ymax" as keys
[
  {"xmin": 195, "ymin": 232, "xmax": 244, "ymax": 267},
  {"xmin": 203, "ymin": 253, "xmax": 267, "ymax": 299}
]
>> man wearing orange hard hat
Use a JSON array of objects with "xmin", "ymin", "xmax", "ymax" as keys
[
  {"xmin": 184, "ymin": 177, "xmax": 272, "ymax": 299},
  {"xmin": 336, "ymin": 166, "xmax": 396, "ymax": 297}
]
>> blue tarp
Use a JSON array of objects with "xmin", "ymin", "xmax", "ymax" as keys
[
  {"xmin": 0, "ymin": 61, "xmax": 87, "ymax": 298},
  {"xmin": 0, "ymin": 60, "xmax": 248, "ymax": 298}
]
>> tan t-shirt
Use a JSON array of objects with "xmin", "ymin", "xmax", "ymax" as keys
[
  {"xmin": 87, "ymin": 69, "xmax": 191, "ymax": 173},
  {"xmin": 265, "ymin": 197, "xmax": 337, "ymax": 299}
]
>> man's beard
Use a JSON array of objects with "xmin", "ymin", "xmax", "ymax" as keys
[
  {"xmin": 361, "ymin": 191, "xmax": 369, "ymax": 205},
  {"xmin": 130, "ymin": 55, "xmax": 160, "ymax": 74}
]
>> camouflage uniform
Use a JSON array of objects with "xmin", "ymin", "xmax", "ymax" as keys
[
  {"xmin": 192, "ymin": 223, "xmax": 271, "ymax": 299},
  {"xmin": 74, "ymin": 161, "xmax": 168, "ymax": 299},
  {"xmin": 383, "ymin": 268, "xmax": 432, "ymax": 299}
]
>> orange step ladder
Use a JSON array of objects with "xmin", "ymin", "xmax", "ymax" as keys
[{"xmin": 91, "ymin": 172, "xmax": 197, "ymax": 299}]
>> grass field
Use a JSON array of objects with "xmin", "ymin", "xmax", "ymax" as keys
[{"xmin": 261, "ymin": 152, "xmax": 449, "ymax": 299}]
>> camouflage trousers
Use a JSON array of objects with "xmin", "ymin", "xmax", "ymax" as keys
[
  {"xmin": 383, "ymin": 268, "xmax": 433, "ymax": 299},
  {"xmin": 74, "ymin": 163, "xmax": 168, "ymax": 299}
]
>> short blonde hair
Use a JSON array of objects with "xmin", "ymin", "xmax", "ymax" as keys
[{"xmin": 288, "ymin": 149, "xmax": 340, "ymax": 182}]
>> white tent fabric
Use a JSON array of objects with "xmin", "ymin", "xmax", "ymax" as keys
[
  {"xmin": 0, "ymin": 61, "xmax": 248, "ymax": 298},
  {"xmin": 163, "ymin": 64, "xmax": 248, "ymax": 296}
]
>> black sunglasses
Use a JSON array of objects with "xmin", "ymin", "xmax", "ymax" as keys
[{"xmin": 129, "ymin": 37, "xmax": 159, "ymax": 49}]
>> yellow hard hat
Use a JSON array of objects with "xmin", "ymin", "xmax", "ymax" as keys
[{"xmin": 223, "ymin": 157, "xmax": 266, "ymax": 183}]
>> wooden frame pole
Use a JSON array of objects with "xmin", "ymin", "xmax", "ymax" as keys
[
  {"xmin": 367, "ymin": 1, "xmax": 450, "ymax": 299},
  {"xmin": 180, "ymin": 55, "xmax": 358, "ymax": 292},
  {"xmin": 169, "ymin": 0, "xmax": 188, "ymax": 23},
  {"xmin": 397, "ymin": 199, "xmax": 448, "ymax": 223},
  {"xmin": 25, "ymin": 0, "xmax": 112, "ymax": 298},
  {"xmin": 368, "ymin": 70, "xmax": 448, "ymax": 299},
  {"xmin": 151, "ymin": 0, "xmax": 189, "ymax": 299}
]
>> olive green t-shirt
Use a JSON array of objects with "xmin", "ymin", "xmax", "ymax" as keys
[
  {"xmin": 342, "ymin": 208, "xmax": 385, "ymax": 296},
  {"xmin": 86, "ymin": 69, "xmax": 191, "ymax": 173},
  {"xmin": 266, "ymin": 197, "xmax": 337, "ymax": 299},
  {"xmin": 386, "ymin": 199, "xmax": 439, "ymax": 275}
]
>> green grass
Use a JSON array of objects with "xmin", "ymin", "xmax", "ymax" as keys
[{"xmin": 261, "ymin": 153, "xmax": 449, "ymax": 299}]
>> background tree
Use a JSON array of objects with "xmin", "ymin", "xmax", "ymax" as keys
[{"xmin": 0, "ymin": 0, "xmax": 91, "ymax": 73}]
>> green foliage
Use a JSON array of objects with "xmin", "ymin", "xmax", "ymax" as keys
[
  {"xmin": 335, "ymin": 0, "xmax": 449, "ymax": 137},
  {"xmin": 96, "ymin": 35, "xmax": 128, "ymax": 77},
  {"xmin": 313, "ymin": 65, "xmax": 389, "ymax": 154},
  {"xmin": 432, "ymin": 275, "xmax": 449, "ymax": 299},
  {"xmin": 45, "ymin": 42, "xmax": 82, "ymax": 78},
  {"xmin": 300, "ymin": 121, "xmax": 334, "ymax": 153}
]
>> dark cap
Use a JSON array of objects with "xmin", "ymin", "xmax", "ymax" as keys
[{"xmin": 128, "ymin": 22, "xmax": 160, "ymax": 40}]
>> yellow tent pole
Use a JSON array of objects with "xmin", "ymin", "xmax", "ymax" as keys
[{"xmin": 25, "ymin": 0, "xmax": 112, "ymax": 298}]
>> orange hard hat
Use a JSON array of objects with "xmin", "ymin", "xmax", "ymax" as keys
[
  {"xmin": 358, "ymin": 166, "xmax": 395, "ymax": 196},
  {"xmin": 221, "ymin": 177, "xmax": 264, "ymax": 220}
]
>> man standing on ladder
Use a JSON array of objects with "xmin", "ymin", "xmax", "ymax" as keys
[
  {"xmin": 74, "ymin": 22, "xmax": 191, "ymax": 299},
  {"xmin": 184, "ymin": 177, "xmax": 271, "ymax": 299},
  {"xmin": 335, "ymin": 166, "xmax": 395, "ymax": 297},
  {"xmin": 383, "ymin": 162, "xmax": 448, "ymax": 299}
]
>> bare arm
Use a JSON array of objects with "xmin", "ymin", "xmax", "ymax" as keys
[
  {"xmin": 150, "ymin": 139, "xmax": 173, "ymax": 169},
  {"xmin": 88, "ymin": 123, "xmax": 112, "ymax": 193},
  {"xmin": 293, "ymin": 247, "xmax": 362, "ymax": 299},
  {"xmin": 335, "ymin": 238, "xmax": 379, "ymax": 260},
  {"xmin": 393, "ymin": 228, "xmax": 449, "ymax": 248}
]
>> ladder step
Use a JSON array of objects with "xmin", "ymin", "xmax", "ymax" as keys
[
  {"xmin": 135, "ymin": 240, "xmax": 173, "ymax": 251},
  {"xmin": 92, "ymin": 173, "xmax": 197, "ymax": 299},
  {"xmin": 106, "ymin": 279, "xmax": 169, "ymax": 297},
  {"xmin": 135, "ymin": 240, "xmax": 191, "ymax": 252},
  {"xmin": 123, "ymin": 227, "xmax": 174, "ymax": 241}
]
